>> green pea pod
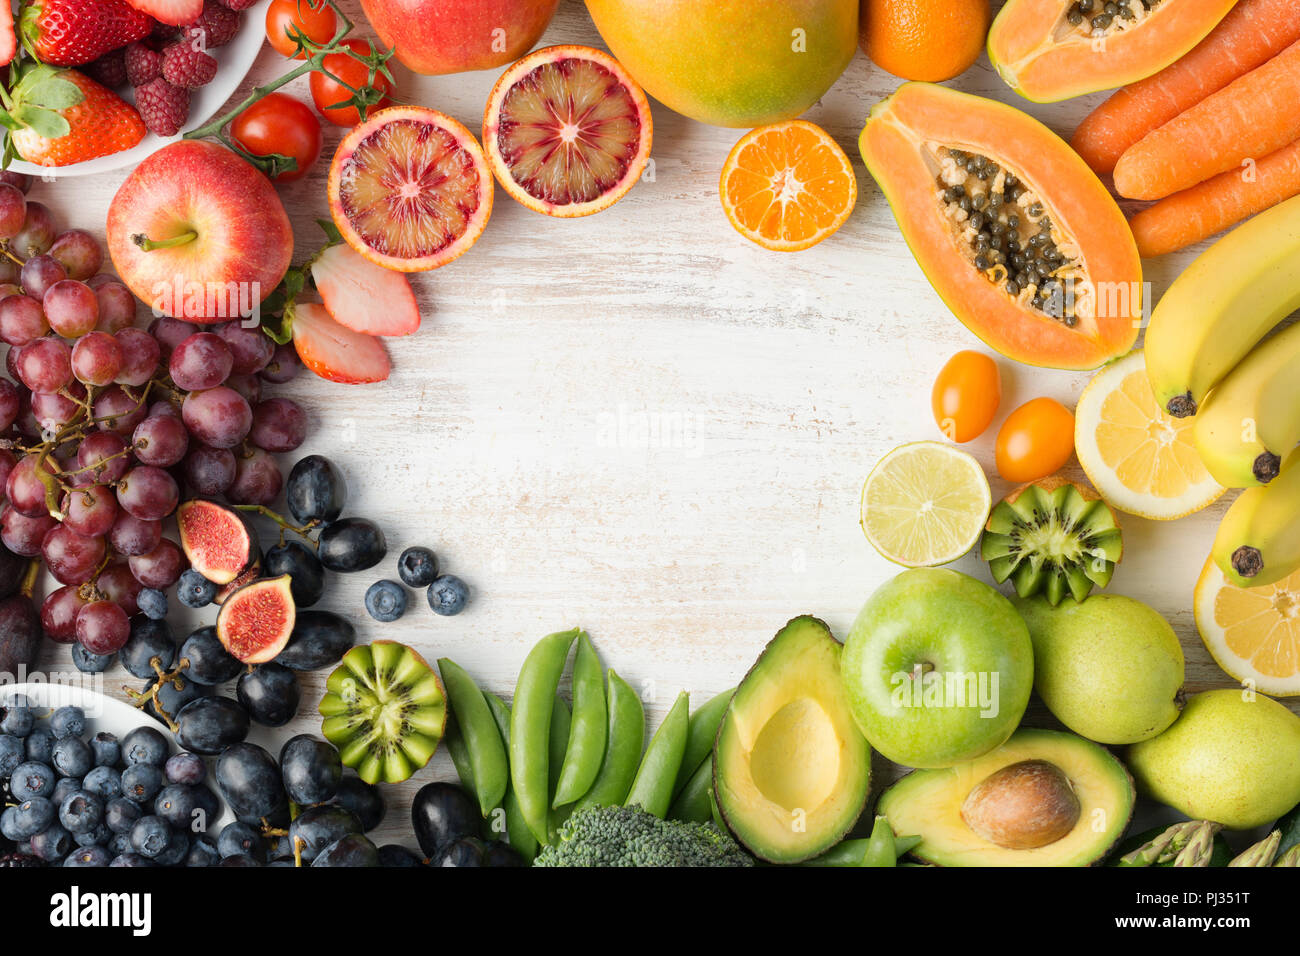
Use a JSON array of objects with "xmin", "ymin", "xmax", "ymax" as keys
[
  {"xmin": 860, "ymin": 815, "xmax": 899, "ymax": 867},
  {"xmin": 801, "ymin": 819, "xmax": 910, "ymax": 868},
  {"xmin": 666, "ymin": 754, "xmax": 713, "ymax": 823},
  {"xmin": 552, "ymin": 633, "xmax": 607, "ymax": 808},
  {"xmin": 438, "ymin": 658, "xmax": 508, "ymax": 818},
  {"xmin": 895, "ymin": 834, "xmax": 922, "ymax": 857},
  {"xmin": 672, "ymin": 686, "xmax": 735, "ymax": 800},
  {"xmin": 443, "ymin": 717, "xmax": 476, "ymax": 793},
  {"xmin": 709, "ymin": 785, "xmax": 727, "ymax": 833},
  {"xmin": 625, "ymin": 690, "xmax": 690, "ymax": 819},
  {"xmin": 574, "ymin": 669, "xmax": 645, "ymax": 812},
  {"xmin": 509, "ymin": 628, "xmax": 580, "ymax": 845},
  {"xmin": 483, "ymin": 692, "xmax": 537, "ymax": 863},
  {"xmin": 547, "ymin": 695, "xmax": 572, "ymax": 844}
]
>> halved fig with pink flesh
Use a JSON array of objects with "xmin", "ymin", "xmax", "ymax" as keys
[
  {"xmin": 216, "ymin": 574, "xmax": 296, "ymax": 664},
  {"xmin": 176, "ymin": 499, "xmax": 257, "ymax": 586}
]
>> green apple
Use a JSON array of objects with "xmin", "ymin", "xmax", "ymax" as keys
[{"xmin": 842, "ymin": 568, "xmax": 1033, "ymax": 768}]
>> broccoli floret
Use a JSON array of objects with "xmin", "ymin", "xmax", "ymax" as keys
[{"xmin": 533, "ymin": 805, "xmax": 754, "ymax": 867}]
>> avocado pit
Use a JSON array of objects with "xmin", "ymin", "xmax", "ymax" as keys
[{"xmin": 960, "ymin": 759, "xmax": 1081, "ymax": 850}]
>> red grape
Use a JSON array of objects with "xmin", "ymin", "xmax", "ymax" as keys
[
  {"xmin": 115, "ymin": 464, "xmax": 178, "ymax": 521},
  {"xmin": 107, "ymin": 512, "xmax": 162, "ymax": 557},
  {"xmin": 227, "ymin": 448, "xmax": 283, "ymax": 506},
  {"xmin": 76, "ymin": 430, "xmax": 130, "ymax": 483},
  {"xmin": 181, "ymin": 386, "xmax": 251, "ymax": 449},
  {"xmin": 48, "ymin": 229, "xmax": 103, "ymax": 280},
  {"xmin": 148, "ymin": 316, "xmax": 197, "ymax": 359},
  {"xmin": 19, "ymin": 254, "xmax": 66, "ymax": 300},
  {"xmin": 40, "ymin": 585, "xmax": 86, "ymax": 644},
  {"xmin": 11, "ymin": 201, "xmax": 54, "ymax": 258},
  {"xmin": 0, "ymin": 182, "xmax": 27, "ymax": 239},
  {"xmin": 92, "ymin": 384, "xmax": 147, "ymax": 436},
  {"xmin": 259, "ymin": 342, "xmax": 301, "ymax": 383},
  {"xmin": 128, "ymin": 538, "xmax": 186, "ymax": 589},
  {"xmin": 75, "ymin": 600, "xmax": 129, "ymax": 655},
  {"xmin": 61, "ymin": 484, "xmax": 119, "ymax": 538},
  {"xmin": 182, "ymin": 444, "xmax": 236, "ymax": 496},
  {"xmin": 0, "ymin": 294, "xmax": 49, "ymax": 348},
  {"xmin": 16, "ymin": 336, "xmax": 71, "ymax": 393},
  {"xmin": 148, "ymin": 399, "xmax": 181, "ymax": 419},
  {"xmin": 250, "ymin": 398, "xmax": 307, "ymax": 452},
  {"xmin": 0, "ymin": 450, "xmax": 14, "ymax": 491},
  {"xmin": 5, "ymin": 454, "xmax": 55, "ymax": 517},
  {"xmin": 225, "ymin": 373, "xmax": 261, "ymax": 406},
  {"xmin": 94, "ymin": 281, "xmax": 136, "ymax": 334},
  {"xmin": 114, "ymin": 328, "xmax": 161, "ymax": 387},
  {"xmin": 132, "ymin": 412, "xmax": 188, "ymax": 467},
  {"xmin": 71, "ymin": 330, "xmax": 123, "ymax": 386},
  {"xmin": 94, "ymin": 561, "xmax": 143, "ymax": 616},
  {"xmin": 30, "ymin": 389, "xmax": 81, "ymax": 434},
  {"xmin": 215, "ymin": 321, "xmax": 274, "ymax": 375},
  {"xmin": 42, "ymin": 524, "xmax": 106, "ymax": 585},
  {"xmin": 169, "ymin": 332, "xmax": 233, "ymax": 390},
  {"xmin": 1, "ymin": 506, "xmax": 56, "ymax": 556},
  {"xmin": 0, "ymin": 379, "xmax": 22, "ymax": 430},
  {"xmin": 43, "ymin": 280, "xmax": 98, "ymax": 338}
]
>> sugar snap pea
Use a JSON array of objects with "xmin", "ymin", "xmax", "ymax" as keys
[
  {"xmin": 624, "ymin": 690, "xmax": 690, "ymax": 819},
  {"xmin": 547, "ymin": 695, "xmax": 572, "ymax": 843},
  {"xmin": 666, "ymin": 753, "xmax": 713, "ymax": 823},
  {"xmin": 552, "ymin": 633, "xmax": 607, "ymax": 808},
  {"xmin": 574, "ymin": 669, "xmax": 645, "ymax": 812},
  {"xmin": 671, "ymin": 687, "xmax": 734, "ymax": 800},
  {"xmin": 509, "ymin": 628, "xmax": 580, "ymax": 845},
  {"xmin": 438, "ymin": 658, "xmax": 508, "ymax": 818},
  {"xmin": 444, "ymin": 717, "xmax": 476, "ymax": 793},
  {"xmin": 800, "ymin": 818, "xmax": 920, "ymax": 867},
  {"xmin": 484, "ymin": 692, "xmax": 537, "ymax": 862}
]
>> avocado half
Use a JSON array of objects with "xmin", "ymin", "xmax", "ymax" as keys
[
  {"xmin": 878, "ymin": 728, "xmax": 1134, "ymax": 866},
  {"xmin": 713, "ymin": 616, "xmax": 872, "ymax": 864}
]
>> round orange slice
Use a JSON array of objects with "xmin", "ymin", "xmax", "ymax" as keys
[
  {"xmin": 1196, "ymin": 556, "xmax": 1300, "ymax": 697},
  {"xmin": 720, "ymin": 120, "xmax": 857, "ymax": 252}
]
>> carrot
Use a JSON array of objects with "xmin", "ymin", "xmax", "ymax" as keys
[
  {"xmin": 1112, "ymin": 39, "xmax": 1300, "ymax": 201},
  {"xmin": 1071, "ymin": 0, "xmax": 1300, "ymax": 175},
  {"xmin": 1129, "ymin": 138, "xmax": 1300, "ymax": 256}
]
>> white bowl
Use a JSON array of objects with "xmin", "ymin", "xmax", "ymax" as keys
[{"xmin": 8, "ymin": 0, "xmax": 270, "ymax": 180}]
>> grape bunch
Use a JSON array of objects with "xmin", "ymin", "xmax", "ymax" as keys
[{"xmin": 0, "ymin": 176, "xmax": 307, "ymax": 666}]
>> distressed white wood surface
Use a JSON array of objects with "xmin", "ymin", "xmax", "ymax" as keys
[{"xmin": 31, "ymin": 0, "xmax": 1273, "ymax": 849}]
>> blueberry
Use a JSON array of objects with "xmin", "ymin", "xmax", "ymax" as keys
[
  {"xmin": 1, "ymin": 699, "xmax": 34, "ymax": 737},
  {"xmin": 64, "ymin": 846, "xmax": 111, "ymax": 867},
  {"xmin": 105, "ymin": 797, "xmax": 143, "ymax": 835},
  {"xmin": 24, "ymin": 730, "xmax": 53, "ymax": 764},
  {"xmin": 9, "ymin": 761, "xmax": 55, "ymax": 801},
  {"xmin": 154, "ymin": 784, "xmax": 199, "ymax": 831},
  {"xmin": 217, "ymin": 821, "xmax": 264, "ymax": 861},
  {"xmin": 51, "ymin": 776, "xmax": 82, "ymax": 806},
  {"xmin": 365, "ymin": 580, "xmax": 407, "ymax": 623},
  {"xmin": 58, "ymin": 790, "xmax": 104, "ymax": 835},
  {"xmin": 30, "ymin": 824, "xmax": 73, "ymax": 862},
  {"xmin": 121, "ymin": 616, "xmax": 175, "ymax": 679},
  {"xmin": 0, "ymin": 735, "xmax": 23, "ymax": 776},
  {"xmin": 137, "ymin": 588, "xmax": 168, "ymax": 620},
  {"xmin": 122, "ymin": 726, "xmax": 168, "ymax": 767},
  {"xmin": 121, "ymin": 764, "xmax": 164, "ymax": 804},
  {"xmin": 186, "ymin": 835, "xmax": 220, "ymax": 867},
  {"xmin": 74, "ymin": 823, "xmax": 113, "ymax": 848},
  {"xmin": 90, "ymin": 732, "xmax": 120, "ymax": 768},
  {"xmin": 397, "ymin": 547, "xmax": 439, "ymax": 588},
  {"xmin": 51, "ymin": 736, "xmax": 93, "ymax": 778},
  {"xmin": 153, "ymin": 830, "xmax": 190, "ymax": 866},
  {"xmin": 2, "ymin": 798, "xmax": 55, "ymax": 841},
  {"xmin": 108, "ymin": 831, "xmax": 132, "ymax": 856},
  {"xmin": 109, "ymin": 852, "xmax": 153, "ymax": 868},
  {"xmin": 427, "ymin": 575, "xmax": 469, "ymax": 616},
  {"xmin": 71, "ymin": 644, "xmax": 115, "ymax": 674},
  {"xmin": 82, "ymin": 766, "xmax": 122, "ymax": 801},
  {"xmin": 49, "ymin": 706, "xmax": 86, "ymax": 739},
  {"xmin": 129, "ymin": 816, "xmax": 171, "ymax": 858},
  {"xmin": 177, "ymin": 569, "xmax": 219, "ymax": 609},
  {"xmin": 165, "ymin": 752, "xmax": 206, "ymax": 786}
]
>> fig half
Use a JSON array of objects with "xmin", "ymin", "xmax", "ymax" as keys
[
  {"xmin": 215, "ymin": 575, "xmax": 296, "ymax": 664},
  {"xmin": 177, "ymin": 499, "xmax": 258, "ymax": 586}
]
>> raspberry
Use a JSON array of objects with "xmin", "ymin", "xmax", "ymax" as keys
[
  {"xmin": 125, "ymin": 41, "xmax": 162, "ymax": 87},
  {"xmin": 135, "ymin": 77, "xmax": 190, "ymax": 137},
  {"xmin": 86, "ymin": 49, "xmax": 129, "ymax": 90},
  {"xmin": 161, "ymin": 42, "xmax": 218, "ymax": 89},
  {"xmin": 185, "ymin": 0, "xmax": 241, "ymax": 49},
  {"xmin": 215, "ymin": 0, "xmax": 257, "ymax": 9}
]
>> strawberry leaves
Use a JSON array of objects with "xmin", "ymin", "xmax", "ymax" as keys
[{"xmin": 0, "ymin": 61, "xmax": 84, "ymax": 165}]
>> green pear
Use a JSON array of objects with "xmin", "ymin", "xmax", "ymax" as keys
[
  {"xmin": 1012, "ymin": 594, "xmax": 1183, "ymax": 745},
  {"xmin": 1127, "ymin": 689, "xmax": 1300, "ymax": 829}
]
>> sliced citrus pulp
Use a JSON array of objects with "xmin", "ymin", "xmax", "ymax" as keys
[
  {"xmin": 720, "ymin": 120, "xmax": 857, "ymax": 251},
  {"xmin": 1196, "ymin": 557, "xmax": 1300, "ymax": 697},
  {"xmin": 327, "ymin": 106, "xmax": 493, "ymax": 272},
  {"xmin": 1074, "ymin": 350, "xmax": 1223, "ymax": 520},
  {"xmin": 860, "ymin": 441, "xmax": 991, "ymax": 567},
  {"xmin": 483, "ymin": 45, "xmax": 653, "ymax": 218}
]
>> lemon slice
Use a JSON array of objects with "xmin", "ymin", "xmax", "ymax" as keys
[
  {"xmin": 1074, "ymin": 350, "xmax": 1224, "ymax": 520},
  {"xmin": 860, "ymin": 441, "xmax": 991, "ymax": 567},
  {"xmin": 1195, "ymin": 556, "xmax": 1300, "ymax": 697}
]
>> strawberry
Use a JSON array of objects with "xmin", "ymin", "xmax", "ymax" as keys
[
  {"xmin": 124, "ymin": 0, "xmax": 203, "ymax": 27},
  {"xmin": 291, "ymin": 302, "xmax": 391, "ymax": 384},
  {"xmin": 20, "ymin": 0, "xmax": 153, "ymax": 68},
  {"xmin": 1, "ymin": 65, "xmax": 145, "ymax": 167},
  {"xmin": 310, "ymin": 244, "xmax": 421, "ymax": 337},
  {"xmin": 0, "ymin": 4, "xmax": 16, "ymax": 68}
]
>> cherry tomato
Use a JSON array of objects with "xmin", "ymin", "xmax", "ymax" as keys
[
  {"xmin": 932, "ymin": 350, "xmax": 1000, "ymax": 443},
  {"xmin": 310, "ymin": 38, "xmax": 395, "ymax": 127},
  {"xmin": 231, "ymin": 93, "xmax": 323, "ymax": 182},
  {"xmin": 995, "ymin": 397, "xmax": 1076, "ymax": 483},
  {"xmin": 265, "ymin": 0, "xmax": 338, "ymax": 59}
]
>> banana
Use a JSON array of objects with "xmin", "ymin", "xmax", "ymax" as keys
[
  {"xmin": 1145, "ymin": 194, "xmax": 1300, "ymax": 418},
  {"xmin": 1194, "ymin": 321, "xmax": 1300, "ymax": 487},
  {"xmin": 1213, "ymin": 448, "xmax": 1300, "ymax": 588}
]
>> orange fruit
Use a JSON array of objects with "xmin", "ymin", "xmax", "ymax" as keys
[
  {"xmin": 719, "ymin": 120, "xmax": 857, "ymax": 252},
  {"xmin": 483, "ymin": 45, "xmax": 653, "ymax": 218},
  {"xmin": 862, "ymin": 0, "xmax": 990, "ymax": 82},
  {"xmin": 1196, "ymin": 557, "xmax": 1300, "ymax": 697},
  {"xmin": 327, "ymin": 106, "xmax": 493, "ymax": 273}
]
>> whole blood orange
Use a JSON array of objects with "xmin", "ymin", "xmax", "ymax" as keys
[
  {"xmin": 327, "ymin": 106, "xmax": 493, "ymax": 272},
  {"xmin": 483, "ymin": 45, "xmax": 653, "ymax": 218},
  {"xmin": 863, "ymin": 0, "xmax": 990, "ymax": 82}
]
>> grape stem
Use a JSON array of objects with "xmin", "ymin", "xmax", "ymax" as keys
[
  {"xmin": 18, "ymin": 559, "xmax": 38, "ymax": 599},
  {"xmin": 232, "ymin": 504, "xmax": 319, "ymax": 546}
]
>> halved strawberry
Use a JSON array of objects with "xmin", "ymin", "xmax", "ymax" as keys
[
  {"xmin": 310, "ymin": 243, "xmax": 421, "ymax": 337},
  {"xmin": 124, "ymin": 0, "xmax": 203, "ymax": 26},
  {"xmin": 292, "ymin": 302, "xmax": 391, "ymax": 384},
  {"xmin": 0, "ymin": 4, "xmax": 16, "ymax": 67}
]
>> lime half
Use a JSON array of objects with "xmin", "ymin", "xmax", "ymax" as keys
[{"xmin": 860, "ymin": 441, "xmax": 991, "ymax": 567}]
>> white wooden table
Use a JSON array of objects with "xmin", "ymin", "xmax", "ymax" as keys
[{"xmin": 38, "ymin": 0, "xmax": 1266, "ymax": 850}]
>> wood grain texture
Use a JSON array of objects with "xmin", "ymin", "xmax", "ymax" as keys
[{"xmin": 27, "ymin": 0, "xmax": 1284, "ymax": 852}]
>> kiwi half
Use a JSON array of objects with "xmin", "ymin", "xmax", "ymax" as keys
[
  {"xmin": 981, "ymin": 477, "xmax": 1122, "ymax": 606},
  {"xmin": 318, "ymin": 641, "xmax": 447, "ymax": 785}
]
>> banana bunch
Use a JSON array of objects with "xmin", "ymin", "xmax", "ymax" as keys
[{"xmin": 1143, "ymin": 195, "xmax": 1300, "ymax": 587}]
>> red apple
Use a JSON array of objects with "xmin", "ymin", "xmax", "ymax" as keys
[
  {"xmin": 106, "ymin": 140, "xmax": 293, "ymax": 323},
  {"xmin": 360, "ymin": 0, "xmax": 560, "ymax": 75}
]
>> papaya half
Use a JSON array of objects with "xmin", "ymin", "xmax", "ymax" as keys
[
  {"xmin": 988, "ymin": 0, "xmax": 1238, "ymax": 103},
  {"xmin": 859, "ymin": 83, "xmax": 1141, "ymax": 371}
]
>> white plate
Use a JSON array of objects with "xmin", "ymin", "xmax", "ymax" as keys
[
  {"xmin": 0, "ymin": 681, "xmax": 233, "ymax": 832},
  {"xmin": 8, "ymin": 0, "xmax": 270, "ymax": 180}
]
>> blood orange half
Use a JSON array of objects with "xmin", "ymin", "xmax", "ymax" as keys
[
  {"xmin": 483, "ymin": 45, "xmax": 653, "ymax": 218},
  {"xmin": 327, "ymin": 106, "xmax": 493, "ymax": 272}
]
